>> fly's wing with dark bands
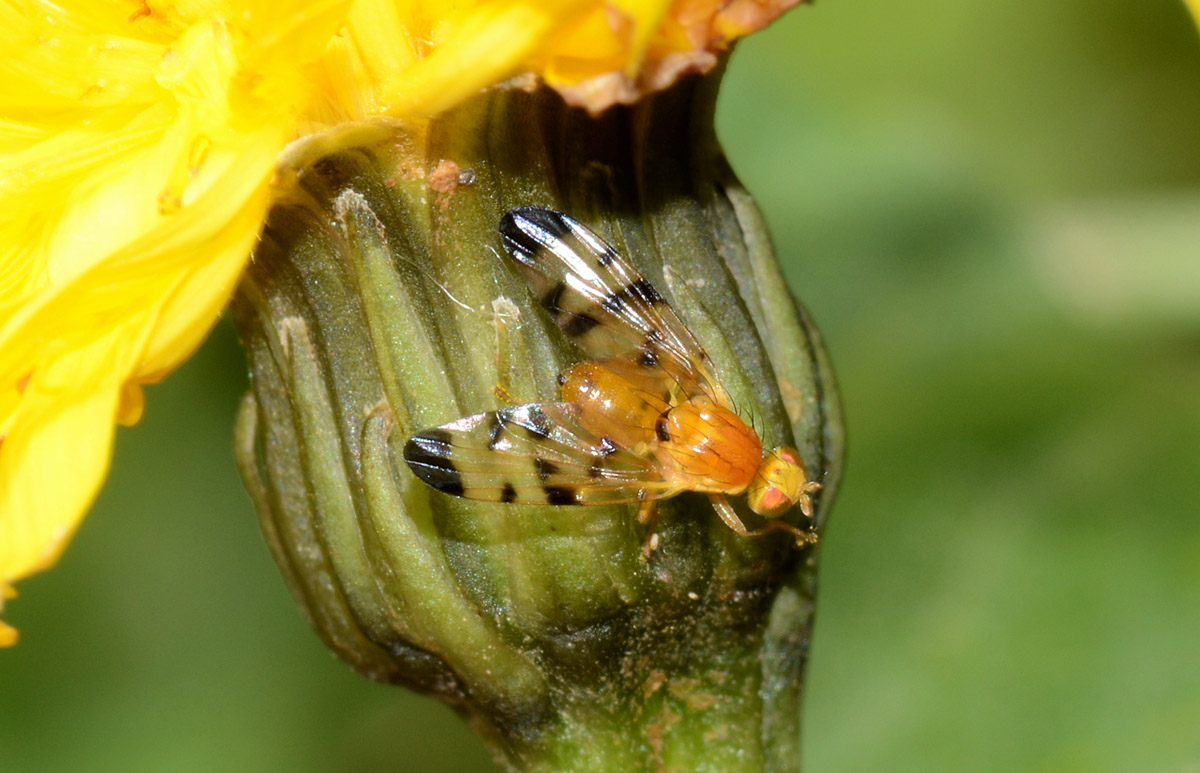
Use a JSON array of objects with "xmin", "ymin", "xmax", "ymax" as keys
[
  {"xmin": 499, "ymin": 207, "xmax": 725, "ymax": 401},
  {"xmin": 403, "ymin": 402, "xmax": 675, "ymax": 506}
]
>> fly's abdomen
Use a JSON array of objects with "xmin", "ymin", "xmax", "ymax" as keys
[{"xmin": 557, "ymin": 361, "xmax": 671, "ymax": 450}]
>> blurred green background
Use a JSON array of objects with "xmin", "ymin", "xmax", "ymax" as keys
[{"xmin": 4, "ymin": 2, "xmax": 1200, "ymax": 770}]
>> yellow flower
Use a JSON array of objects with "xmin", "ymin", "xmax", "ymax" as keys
[
  {"xmin": 1188, "ymin": 0, "xmax": 1200, "ymax": 29},
  {"xmin": 0, "ymin": 0, "xmax": 799, "ymax": 644}
]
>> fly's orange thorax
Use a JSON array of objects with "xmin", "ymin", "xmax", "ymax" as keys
[
  {"xmin": 659, "ymin": 400, "xmax": 763, "ymax": 493},
  {"xmin": 557, "ymin": 360, "xmax": 675, "ymax": 449}
]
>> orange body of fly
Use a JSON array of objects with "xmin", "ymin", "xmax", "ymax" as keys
[
  {"xmin": 561, "ymin": 361, "xmax": 766, "ymax": 497},
  {"xmin": 558, "ymin": 360, "xmax": 673, "ymax": 449},
  {"xmin": 658, "ymin": 400, "xmax": 763, "ymax": 494}
]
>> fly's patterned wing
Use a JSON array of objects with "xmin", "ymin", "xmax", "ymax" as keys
[
  {"xmin": 403, "ymin": 402, "xmax": 676, "ymax": 506},
  {"xmin": 499, "ymin": 207, "xmax": 725, "ymax": 402}
]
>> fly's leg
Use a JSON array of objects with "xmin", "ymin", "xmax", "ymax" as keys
[
  {"xmin": 638, "ymin": 500, "xmax": 660, "ymax": 559},
  {"xmin": 494, "ymin": 384, "xmax": 520, "ymax": 405},
  {"xmin": 750, "ymin": 517, "xmax": 819, "ymax": 547},
  {"xmin": 710, "ymin": 495, "xmax": 818, "ymax": 548},
  {"xmin": 709, "ymin": 495, "xmax": 753, "ymax": 537},
  {"xmin": 492, "ymin": 297, "xmax": 523, "ymax": 405}
]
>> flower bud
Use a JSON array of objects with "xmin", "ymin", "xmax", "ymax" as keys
[{"xmin": 232, "ymin": 74, "xmax": 842, "ymax": 770}]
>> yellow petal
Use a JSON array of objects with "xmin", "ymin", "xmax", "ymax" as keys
[
  {"xmin": 0, "ymin": 349, "xmax": 123, "ymax": 582},
  {"xmin": 0, "ymin": 2, "xmax": 285, "ymax": 641},
  {"xmin": 377, "ymin": 0, "xmax": 582, "ymax": 118},
  {"xmin": 0, "ymin": 586, "xmax": 16, "ymax": 646}
]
